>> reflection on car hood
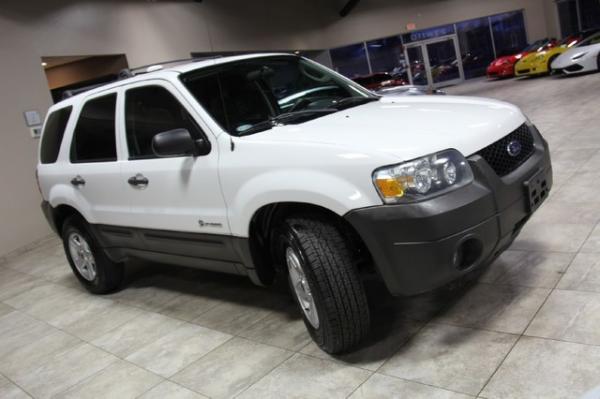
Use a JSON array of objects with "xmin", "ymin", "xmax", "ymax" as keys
[
  {"xmin": 244, "ymin": 96, "xmax": 525, "ymax": 162},
  {"xmin": 555, "ymin": 42, "xmax": 600, "ymax": 63}
]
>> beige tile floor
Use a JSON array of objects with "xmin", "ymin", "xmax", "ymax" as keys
[{"xmin": 1, "ymin": 72, "xmax": 600, "ymax": 398}]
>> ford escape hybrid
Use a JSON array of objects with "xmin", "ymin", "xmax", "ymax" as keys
[{"xmin": 37, "ymin": 54, "xmax": 552, "ymax": 354}]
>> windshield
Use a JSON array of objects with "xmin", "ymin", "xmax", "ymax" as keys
[
  {"xmin": 576, "ymin": 31, "xmax": 600, "ymax": 47},
  {"xmin": 180, "ymin": 56, "xmax": 377, "ymax": 136},
  {"xmin": 522, "ymin": 39, "xmax": 550, "ymax": 52}
]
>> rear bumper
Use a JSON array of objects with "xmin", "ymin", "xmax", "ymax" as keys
[
  {"xmin": 41, "ymin": 201, "xmax": 59, "ymax": 235},
  {"xmin": 345, "ymin": 126, "xmax": 552, "ymax": 296}
]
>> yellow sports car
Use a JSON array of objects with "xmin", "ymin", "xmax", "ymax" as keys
[{"xmin": 515, "ymin": 36, "xmax": 581, "ymax": 76}]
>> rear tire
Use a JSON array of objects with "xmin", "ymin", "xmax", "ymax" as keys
[
  {"xmin": 276, "ymin": 216, "xmax": 370, "ymax": 354},
  {"xmin": 62, "ymin": 215, "xmax": 123, "ymax": 294}
]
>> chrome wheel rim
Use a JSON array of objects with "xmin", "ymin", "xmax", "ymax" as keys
[
  {"xmin": 286, "ymin": 246, "xmax": 319, "ymax": 329},
  {"xmin": 68, "ymin": 233, "xmax": 97, "ymax": 281}
]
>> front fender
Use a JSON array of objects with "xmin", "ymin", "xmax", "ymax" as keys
[{"xmin": 227, "ymin": 169, "xmax": 381, "ymax": 237}]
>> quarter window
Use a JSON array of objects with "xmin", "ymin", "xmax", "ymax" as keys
[
  {"xmin": 70, "ymin": 94, "xmax": 117, "ymax": 163},
  {"xmin": 125, "ymin": 86, "xmax": 204, "ymax": 159},
  {"xmin": 40, "ymin": 106, "xmax": 72, "ymax": 164}
]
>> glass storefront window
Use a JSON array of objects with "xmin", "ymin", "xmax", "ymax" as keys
[
  {"xmin": 456, "ymin": 17, "xmax": 495, "ymax": 79},
  {"xmin": 330, "ymin": 43, "xmax": 370, "ymax": 78},
  {"xmin": 366, "ymin": 36, "xmax": 407, "ymax": 82},
  {"xmin": 490, "ymin": 11, "xmax": 528, "ymax": 57},
  {"xmin": 558, "ymin": 0, "xmax": 580, "ymax": 36},
  {"xmin": 405, "ymin": 46, "xmax": 428, "ymax": 85},
  {"xmin": 580, "ymin": 0, "xmax": 600, "ymax": 30}
]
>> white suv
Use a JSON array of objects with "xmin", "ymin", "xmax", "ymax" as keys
[{"xmin": 37, "ymin": 54, "xmax": 552, "ymax": 353}]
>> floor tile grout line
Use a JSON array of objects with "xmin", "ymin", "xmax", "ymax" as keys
[
  {"xmin": 4, "ymin": 199, "xmax": 600, "ymax": 396},
  {"xmin": 344, "ymin": 370, "xmax": 376, "ymax": 398},
  {"xmin": 1, "ymin": 251, "xmax": 289, "ymax": 346},
  {"xmin": 229, "ymin": 349, "xmax": 297, "ymax": 399},
  {"xmin": 0, "ymin": 369, "xmax": 36, "ymax": 398},
  {"xmin": 1, "ymin": 277, "xmax": 316, "ymax": 399},
  {"xmin": 425, "ymin": 320, "xmax": 523, "ymax": 337},
  {"xmin": 1, "ymin": 307, "xmax": 172, "ymax": 398},
  {"xmin": 132, "ymin": 378, "xmax": 177, "ymax": 399},
  {"xmin": 375, "ymin": 371, "xmax": 479, "ymax": 397},
  {"xmin": 571, "ymin": 218, "xmax": 600, "ymax": 254},
  {"xmin": 474, "ymin": 238, "xmax": 583, "ymax": 398},
  {"xmin": 371, "ymin": 305, "xmax": 450, "ymax": 375}
]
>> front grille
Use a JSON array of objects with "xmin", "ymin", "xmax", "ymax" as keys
[
  {"xmin": 517, "ymin": 69, "xmax": 530, "ymax": 74},
  {"xmin": 475, "ymin": 123, "xmax": 534, "ymax": 176}
]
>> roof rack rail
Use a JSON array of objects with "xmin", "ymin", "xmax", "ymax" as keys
[
  {"xmin": 60, "ymin": 55, "xmax": 224, "ymax": 101},
  {"xmin": 120, "ymin": 55, "xmax": 222, "ymax": 78},
  {"xmin": 62, "ymin": 83, "xmax": 110, "ymax": 99}
]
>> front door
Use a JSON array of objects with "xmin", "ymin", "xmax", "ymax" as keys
[
  {"xmin": 118, "ymin": 81, "xmax": 229, "ymax": 237},
  {"xmin": 405, "ymin": 35, "xmax": 464, "ymax": 88}
]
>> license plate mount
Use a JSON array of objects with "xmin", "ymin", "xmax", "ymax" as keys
[{"xmin": 524, "ymin": 169, "xmax": 549, "ymax": 212}]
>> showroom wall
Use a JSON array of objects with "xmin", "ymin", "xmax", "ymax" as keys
[
  {"xmin": 0, "ymin": 0, "xmax": 559, "ymax": 256},
  {"xmin": 0, "ymin": 0, "xmax": 330, "ymax": 257},
  {"xmin": 323, "ymin": 0, "xmax": 559, "ymax": 47}
]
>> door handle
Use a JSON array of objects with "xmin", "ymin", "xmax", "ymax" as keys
[
  {"xmin": 128, "ymin": 173, "xmax": 149, "ymax": 187},
  {"xmin": 70, "ymin": 175, "xmax": 86, "ymax": 186}
]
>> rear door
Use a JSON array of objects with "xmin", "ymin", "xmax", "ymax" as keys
[
  {"xmin": 118, "ymin": 80, "xmax": 229, "ymax": 236},
  {"xmin": 54, "ymin": 91, "xmax": 129, "ymax": 225}
]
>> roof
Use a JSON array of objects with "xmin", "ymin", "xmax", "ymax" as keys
[{"xmin": 51, "ymin": 52, "xmax": 295, "ymax": 109}]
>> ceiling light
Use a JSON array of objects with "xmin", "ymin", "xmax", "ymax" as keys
[{"xmin": 41, "ymin": 62, "xmax": 47, "ymax": 67}]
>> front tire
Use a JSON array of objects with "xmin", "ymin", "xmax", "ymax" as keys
[
  {"xmin": 548, "ymin": 55, "xmax": 559, "ymax": 74},
  {"xmin": 62, "ymin": 215, "xmax": 123, "ymax": 294},
  {"xmin": 277, "ymin": 216, "xmax": 370, "ymax": 354}
]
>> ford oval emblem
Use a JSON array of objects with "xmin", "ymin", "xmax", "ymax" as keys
[{"xmin": 507, "ymin": 140, "xmax": 522, "ymax": 157}]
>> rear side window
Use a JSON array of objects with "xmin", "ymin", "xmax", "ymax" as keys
[
  {"xmin": 40, "ymin": 107, "xmax": 72, "ymax": 164},
  {"xmin": 70, "ymin": 94, "xmax": 117, "ymax": 163},
  {"xmin": 125, "ymin": 86, "xmax": 203, "ymax": 159}
]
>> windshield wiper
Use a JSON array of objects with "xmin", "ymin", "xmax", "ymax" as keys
[
  {"xmin": 237, "ymin": 108, "xmax": 338, "ymax": 136},
  {"xmin": 331, "ymin": 96, "xmax": 379, "ymax": 110}
]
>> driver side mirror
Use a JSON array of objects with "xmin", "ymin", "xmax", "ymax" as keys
[{"xmin": 151, "ymin": 128, "xmax": 211, "ymax": 157}]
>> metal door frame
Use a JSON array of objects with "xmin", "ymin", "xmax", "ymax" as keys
[{"xmin": 404, "ymin": 34, "xmax": 465, "ymax": 89}]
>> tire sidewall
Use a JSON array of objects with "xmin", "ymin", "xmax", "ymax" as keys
[
  {"xmin": 277, "ymin": 223, "xmax": 331, "ymax": 349},
  {"xmin": 62, "ymin": 216, "xmax": 111, "ymax": 293}
]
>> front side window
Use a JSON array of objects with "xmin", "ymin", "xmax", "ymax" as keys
[
  {"xmin": 70, "ymin": 94, "xmax": 117, "ymax": 163},
  {"xmin": 181, "ymin": 56, "xmax": 375, "ymax": 136},
  {"xmin": 125, "ymin": 86, "xmax": 204, "ymax": 159},
  {"xmin": 40, "ymin": 106, "xmax": 72, "ymax": 164}
]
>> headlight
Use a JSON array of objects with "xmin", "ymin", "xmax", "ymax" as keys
[
  {"xmin": 572, "ymin": 52, "xmax": 586, "ymax": 60},
  {"xmin": 372, "ymin": 149, "xmax": 473, "ymax": 204}
]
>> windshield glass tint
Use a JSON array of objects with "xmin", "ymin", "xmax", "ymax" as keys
[
  {"xmin": 577, "ymin": 32, "xmax": 600, "ymax": 47},
  {"xmin": 523, "ymin": 39, "xmax": 547, "ymax": 52},
  {"xmin": 181, "ymin": 56, "xmax": 374, "ymax": 136}
]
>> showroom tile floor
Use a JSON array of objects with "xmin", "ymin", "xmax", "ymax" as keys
[{"xmin": 2, "ymin": 72, "xmax": 600, "ymax": 398}]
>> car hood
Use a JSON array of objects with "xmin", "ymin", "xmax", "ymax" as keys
[
  {"xmin": 555, "ymin": 43, "xmax": 600, "ymax": 64},
  {"xmin": 492, "ymin": 54, "xmax": 519, "ymax": 65},
  {"xmin": 243, "ymin": 96, "xmax": 525, "ymax": 162},
  {"xmin": 517, "ymin": 53, "xmax": 536, "ymax": 65}
]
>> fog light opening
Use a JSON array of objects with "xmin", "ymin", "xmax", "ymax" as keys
[{"xmin": 454, "ymin": 238, "xmax": 483, "ymax": 271}]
